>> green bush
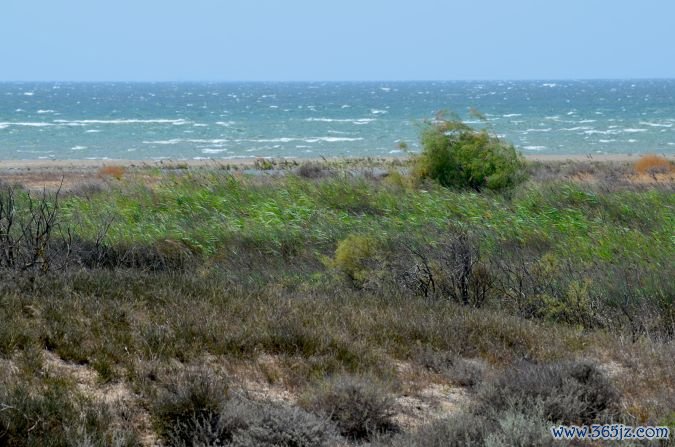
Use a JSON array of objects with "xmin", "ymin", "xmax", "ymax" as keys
[
  {"xmin": 332, "ymin": 234, "xmax": 377, "ymax": 284},
  {"xmin": 414, "ymin": 112, "xmax": 526, "ymax": 191}
]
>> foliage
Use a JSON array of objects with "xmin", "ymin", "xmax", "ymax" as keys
[
  {"xmin": 414, "ymin": 112, "xmax": 527, "ymax": 190},
  {"xmin": 332, "ymin": 234, "xmax": 377, "ymax": 283}
]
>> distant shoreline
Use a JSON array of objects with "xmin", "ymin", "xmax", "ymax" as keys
[{"xmin": 1, "ymin": 153, "xmax": 672, "ymax": 171}]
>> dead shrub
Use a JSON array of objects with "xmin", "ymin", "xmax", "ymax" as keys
[
  {"xmin": 633, "ymin": 154, "xmax": 672, "ymax": 176},
  {"xmin": 98, "ymin": 165, "xmax": 126, "ymax": 180}
]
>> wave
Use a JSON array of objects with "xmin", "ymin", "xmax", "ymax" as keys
[
  {"xmin": 71, "ymin": 146, "xmax": 87, "ymax": 151},
  {"xmin": 242, "ymin": 137, "xmax": 364, "ymax": 144},
  {"xmin": 503, "ymin": 113, "xmax": 522, "ymax": 118},
  {"xmin": 53, "ymin": 118, "xmax": 190, "ymax": 125},
  {"xmin": 0, "ymin": 122, "xmax": 54, "ymax": 127},
  {"xmin": 584, "ymin": 129, "xmax": 621, "ymax": 135},
  {"xmin": 143, "ymin": 138, "xmax": 229, "ymax": 145},
  {"xmin": 37, "ymin": 110, "xmax": 55, "ymax": 114},
  {"xmin": 304, "ymin": 118, "xmax": 376, "ymax": 124},
  {"xmin": 622, "ymin": 128, "xmax": 647, "ymax": 133},
  {"xmin": 370, "ymin": 109, "xmax": 388, "ymax": 115},
  {"xmin": 201, "ymin": 148, "xmax": 228, "ymax": 154},
  {"xmin": 562, "ymin": 126, "xmax": 594, "ymax": 131},
  {"xmin": 523, "ymin": 128, "xmax": 552, "ymax": 133},
  {"xmin": 639, "ymin": 121, "xmax": 673, "ymax": 128},
  {"xmin": 522, "ymin": 145, "xmax": 547, "ymax": 151}
]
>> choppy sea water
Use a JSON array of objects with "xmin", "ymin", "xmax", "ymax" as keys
[{"xmin": 1, "ymin": 81, "xmax": 674, "ymax": 160}]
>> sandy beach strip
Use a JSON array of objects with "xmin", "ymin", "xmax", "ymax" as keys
[{"xmin": 0, "ymin": 153, "xmax": 672, "ymax": 172}]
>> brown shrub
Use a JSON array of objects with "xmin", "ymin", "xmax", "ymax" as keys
[
  {"xmin": 98, "ymin": 165, "xmax": 126, "ymax": 180},
  {"xmin": 633, "ymin": 155, "xmax": 672, "ymax": 175}
]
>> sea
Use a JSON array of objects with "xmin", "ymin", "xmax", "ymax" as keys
[{"xmin": 1, "ymin": 80, "xmax": 674, "ymax": 161}]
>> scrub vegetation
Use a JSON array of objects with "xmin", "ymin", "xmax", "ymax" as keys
[{"xmin": 0, "ymin": 121, "xmax": 673, "ymax": 445}]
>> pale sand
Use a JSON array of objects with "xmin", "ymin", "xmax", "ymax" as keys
[{"xmin": 0, "ymin": 153, "xmax": 672, "ymax": 171}]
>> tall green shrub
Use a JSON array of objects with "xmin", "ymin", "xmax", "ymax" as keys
[{"xmin": 415, "ymin": 112, "xmax": 526, "ymax": 191}]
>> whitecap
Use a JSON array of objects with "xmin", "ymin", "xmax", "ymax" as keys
[
  {"xmin": 622, "ymin": 128, "xmax": 647, "ymax": 133},
  {"xmin": 201, "ymin": 148, "xmax": 228, "ymax": 154},
  {"xmin": 584, "ymin": 130, "xmax": 619, "ymax": 135},
  {"xmin": 37, "ymin": 110, "xmax": 55, "ymax": 114},
  {"xmin": 522, "ymin": 145, "xmax": 547, "ymax": 151},
  {"xmin": 216, "ymin": 121, "xmax": 236, "ymax": 127},
  {"xmin": 578, "ymin": 119, "xmax": 597, "ymax": 123},
  {"xmin": 370, "ymin": 109, "xmax": 388, "ymax": 115},
  {"xmin": 23, "ymin": 92, "xmax": 34, "ymax": 96},
  {"xmin": 503, "ymin": 113, "xmax": 522, "ymax": 118},
  {"xmin": 143, "ymin": 138, "xmax": 228, "ymax": 145},
  {"xmin": 524, "ymin": 128, "xmax": 552, "ymax": 133},
  {"xmin": 85, "ymin": 129, "xmax": 101, "ymax": 133},
  {"xmin": 562, "ymin": 126, "xmax": 593, "ymax": 131},
  {"xmin": 71, "ymin": 146, "xmax": 87, "ymax": 151},
  {"xmin": 542, "ymin": 83, "xmax": 557, "ymax": 87},
  {"xmin": 304, "ymin": 118, "xmax": 375, "ymax": 125},
  {"xmin": 639, "ymin": 121, "xmax": 672, "ymax": 128},
  {"xmin": 193, "ymin": 123, "xmax": 208, "ymax": 127},
  {"xmin": 0, "ymin": 122, "xmax": 54, "ymax": 127},
  {"xmin": 380, "ymin": 87, "xmax": 391, "ymax": 92},
  {"xmin": 53, "ymin": 118, "xmax": 190, "ymax": 125},
  {"xmin": 243, "ymin": 137, "xmax": 364, "ymax": 144},
  {"xmin": 598, "ymin": 139, "xmax": 616, "ymax": 143}
]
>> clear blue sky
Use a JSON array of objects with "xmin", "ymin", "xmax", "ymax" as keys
[{"xmin": 1, "ymin": 0, "xmax": 673, "ymax": 81}]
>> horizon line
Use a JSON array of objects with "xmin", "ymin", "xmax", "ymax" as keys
[{"xmin": 1, "ymin": 77, "xmax": 675, "ymax": 84}]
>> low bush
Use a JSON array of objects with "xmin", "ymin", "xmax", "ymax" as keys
[
  {"xmin": 0, "ymin": 380, "xmax": 137, "ymax": 447},
  {"xmin": 414, "ymin": 112, "xmax": 527, "ymax": 191},
  {"xmin": 152, "ymin": 370, "xmax": 229, "ymax": 444},
  {"xmin": 159, "ymin": 393, "xmax": 337, "ymax": 447},
  {"xmin": 384, "ymin": 413, "xmax": 492, "ymax": 447},
  {"xmin": 476, "ymin": 361, "xmax": 621, "ymax": 425},
  {"xmin": 296, "ymin": 162, "xmax": 327, "ymax": 179},
  {"xmin": 302, "ymin": 375, "xmax": 397, "ymax": 441},
  {"xmin": 415, "ymin": 348, "xmax": 485, "ymax": 388}
]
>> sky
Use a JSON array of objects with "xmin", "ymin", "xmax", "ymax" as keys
[{"xmin": 1, "ymin": 0, "xmax": 674, "ymax": 81}]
